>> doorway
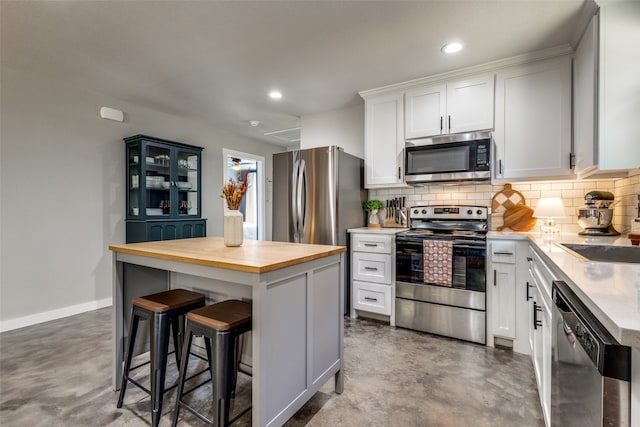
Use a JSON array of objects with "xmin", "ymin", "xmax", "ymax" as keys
[{"xmin": 222, "ymin": 149, "xmax": 265, "ymax": 240}]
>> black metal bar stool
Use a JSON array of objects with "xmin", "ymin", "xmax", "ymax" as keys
[
  {"xmin": 117, "ymin": 288, "xmax": 207, "ymax": 427},
  {"xmin": 172, "ymin": 300, "xmax": 252, "ymax": 427}
]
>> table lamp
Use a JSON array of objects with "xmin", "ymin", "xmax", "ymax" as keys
[{"xmin": 533, "ymin": 197, "xmax": 566, "ymax": 234}]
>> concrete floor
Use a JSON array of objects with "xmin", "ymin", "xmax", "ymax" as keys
[{"xmin": 0, "ymin": 307, "xmax": 544, "ymax": 426}]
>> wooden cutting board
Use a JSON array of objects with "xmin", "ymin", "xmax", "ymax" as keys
[
  {"xmin": 497, "ymin": 205, "xmax": 538, "ymax": 231},
  {"xmin": 491, "ymin": 183, "xmax": 526, "ymax": 214}
]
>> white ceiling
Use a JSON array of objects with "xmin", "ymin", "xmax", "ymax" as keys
[{"xmin": 1, "ymin": 0, "xmax": 588, "ymax": 146}]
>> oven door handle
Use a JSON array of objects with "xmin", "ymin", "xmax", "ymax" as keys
[
  {"xmin": 396, "ymin": 239, "xmax": 427, "ymax": 245},
  {"xmin": 452, "ymin": 244, "xmax": 486, "ymax": 250}
]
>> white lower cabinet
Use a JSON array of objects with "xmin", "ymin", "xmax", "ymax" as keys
[
  {"xmin": 490, "ymin": 262, "xmax": 516, "ymax": 339},
  {"xmin": 352, "ymin": 280, "xmax": 392, "ymax": 315},
  {"xmin": 350, "ymin": 231, "xmax": 396, "ymax": 324},
  {"xmin": 528, "ymin": 245, "xmax": 555, "ymax": 427},
  {"xmin": 352, "ymin": 252, "xmax": 391, "ymax": 284},
  {"xmin": 487, "ymin": 239, "xmax": 530, "ymax": 353}
]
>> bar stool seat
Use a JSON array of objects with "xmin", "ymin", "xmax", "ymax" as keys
[
  {"xmin": 117, "ymin": 289, "xmax": 207, "ymax": 427},
  {"xmin": 172, "ymin": 300, "xmax": 252, "ymax": 427}
]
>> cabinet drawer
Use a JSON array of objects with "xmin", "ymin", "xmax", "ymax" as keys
[
  {"xmin": 528, "ymin": 246, "xmax": 556, "ymax": 303},
  {"xmin": 352, "ymin": 252, "xmax": 392, "ymax": 284},
  {"xmin": 353, "ymin": 281, "xmax": 392, "ymax": 315},
  {"xmin": 490, "ymin": 241, "xmax": 516, "ymax": 263},
  {"xmin": 352, "ymin": 233, "xmax": 393, "ymax": 254}
]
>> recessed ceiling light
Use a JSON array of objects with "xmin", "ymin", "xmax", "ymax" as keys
[
  {"xmin": 269, "ymin": 90, "xmax": 283, "ymax": 100},
  {"xmin": 441, "ymin": 42, "xmax": 463, "ymax": 54}
]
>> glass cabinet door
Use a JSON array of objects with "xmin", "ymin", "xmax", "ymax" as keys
[
  {"xmin": 127, "ymin": 145, "xmax": 142, "ymax": 217},
  {"xmin": 174, "ymin": 148, "xmax": 200, "ymax": 217},
  {"xmin": 144, "ymin": 143, "xmax": 172, "ymax": 217}
]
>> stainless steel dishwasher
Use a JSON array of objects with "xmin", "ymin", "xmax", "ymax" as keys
[{"xmin": 551, "ymin": 281, "xmax": 631, "ymax": 426}]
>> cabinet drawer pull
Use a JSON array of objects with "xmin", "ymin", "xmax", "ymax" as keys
[
  {"xmin": 364, "ymin": 296, "xmax": 378, "ymax": 302},
  {"xmin": 493, "ymin": 269, "xmax": 497, "ymax": 287},
  {"xmin": 364, "ymin": 267, "xmax": 379, "ymax": 271},
  {"xmin": 398, "ymin": 167, "xmax": 401, "ymax": 180},
  {"xmin": 493, "ymin": 251, "xmax": 513, "ymax": 256},
  {"xmin": 527, "ymin": 257, "xmax": 533, "ymax": 262},
  {"xmin": 533, "ymin": 302, "xmax": 543, "ymax": 330},
  {"xmin": 440, "ymin": 116, "xmax": 443, "ymax": 132},
  {"xmin": 448, "ymin": 115, "xmax": 451, "ymax": 131},
  {"xmin": 499, "ymin": 160, "xmax": 503, "ymax": 175},
  {"xmin": 363, "ymin": 243, "xmax": 378, "ymax": 247},
  {"xmin": 526, "ymin": 281, "xmax": 533, "ymax": 301}
]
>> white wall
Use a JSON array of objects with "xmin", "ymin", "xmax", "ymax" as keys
[
  {"xmin": 300, "ymin": 102, "xmax": 364, "ymax": 159},
  {"xmin": 0, "ymin": 67, "xmax": 282, "ymax": 330}
]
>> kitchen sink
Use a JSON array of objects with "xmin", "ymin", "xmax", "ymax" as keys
[{"xmin": 558, "ymin": 243, "xmax": 640, "ymax": 264}]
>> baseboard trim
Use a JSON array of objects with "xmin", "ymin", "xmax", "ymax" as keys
[{"xmin": 0, "ymin": 297, "xmax": 112, "ymax": 333}]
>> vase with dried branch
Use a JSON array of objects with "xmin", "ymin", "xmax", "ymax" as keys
[{"xmin": 220, "ymin": 172, "xmax": 249, "ymax": 246}]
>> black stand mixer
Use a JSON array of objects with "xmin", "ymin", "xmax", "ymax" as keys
[{"xmin": 577, "ymin": 191, "xmax": 621, "ymax": 236}]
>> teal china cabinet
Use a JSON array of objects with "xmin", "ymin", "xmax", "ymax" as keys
[{"xmin": 124, "ymin": 135, "xmax": 206, "ymax": 243}]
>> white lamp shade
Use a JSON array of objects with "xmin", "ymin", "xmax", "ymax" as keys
[{"xmin": 533, "ymin": 197, "xmax": 566, "ymax": 218}]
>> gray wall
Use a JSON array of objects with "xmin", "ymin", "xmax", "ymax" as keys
[
  {"xmin": 0, "ymin": 67, "xmax": 282, "ymax": 329},
  {"xmin": 300, "ymin": 102, "xmax": 364, "ymax": 159}
]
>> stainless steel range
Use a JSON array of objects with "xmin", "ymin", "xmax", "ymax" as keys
[{"xmin": 395, "ymin": 205, "xmax": 488, "ymax": 344}]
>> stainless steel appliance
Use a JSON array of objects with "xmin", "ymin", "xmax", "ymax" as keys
[
  {"xmin": 272, "ymin": 146, "xmax": 367, "ymax": 313},
  {"xmin": 404, "ymin": 132, "xmax": 491, "ymax": 184},
  {"xmin": 577, "ymin": 191, "xmax": 620, "ymax": 236},
  {"xmin": 395, "ymin": 205, "xmax": 488, "ymax": 344},
  {"xmin": 551, "ymin": 281, "xmax": 630, "ymax": 426}
]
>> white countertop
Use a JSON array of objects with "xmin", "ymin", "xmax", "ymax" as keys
[
  {"xmin": 488, "ymin": 231, "xmax": 640, "ymax": 348},
  {"xmin": 347, "ymin": 227, "xmax": 408, "ymax": 234}
]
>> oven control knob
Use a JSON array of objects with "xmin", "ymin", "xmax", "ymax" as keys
[
  {"xmin": 476, "ymin": 209, "xmax": 483, "ymax": 215},
  {"xmin": 421, "ymin": 209, "xmax": 427, "ymax": 214},
  {"xmin": 467, "ymin": 209, "xmax": 473, "ymax": 215},
  {"xmin": 574, "ymin": 324, "xmax": 582, "ymax": 336},
  {"xmin": 413, "ymin": 209, "xmax": 419, "ymax": 214}
]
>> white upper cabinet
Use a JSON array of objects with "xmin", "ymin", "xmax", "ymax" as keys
[
  {"xmin": 574, "ymin": 3, "xmax": 640, "ymax": 178},
  {"xmin": 493, "ymin": 55, "xmax": 573, "ymax": 180},
  {"xmin": 573, "ymin": 11, "xmax": 597, "ymax": 176},
  {"xmin": 404, "ymin": 84, "xmax": 446, "ymax": 138},
  {"xmin": 446, "ymin": 76, "xmax": 495, "ymax": 135},
  {"xmin": 405, "ymin": 74, "xmax": 494, "ymax": 139},
  {"xmin": 363, "ymin": 91, "xmax": 406, "ymax": 188}
]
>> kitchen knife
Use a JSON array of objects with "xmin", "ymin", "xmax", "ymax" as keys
[
  {"xmin": 386, "ymin": 200, "xmax": 390, "ymax": 219},
  {"xmin": 395, "ymin": 197, "xmax": 399, "ymax": 223}
]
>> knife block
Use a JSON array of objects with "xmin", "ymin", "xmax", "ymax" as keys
[{"xmin": 382, "ymin": 207, "xmax": 408, "ymax": 228}]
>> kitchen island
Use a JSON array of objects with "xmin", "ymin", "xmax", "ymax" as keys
[{"xmin": 109, "ymin": 237, "xmax": 346, "ymax": 427}]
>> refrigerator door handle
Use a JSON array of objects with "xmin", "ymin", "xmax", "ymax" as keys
[
  {"xmin": 291, "ymin": 155, "xmax": 300, "ymax": 242},
  {"xmin": 296, "ymin": 159, "xmax": 306, "ymax": 242}
]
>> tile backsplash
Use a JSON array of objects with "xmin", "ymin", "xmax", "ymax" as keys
[{"xmin": 369, "ymin": 172, "xmax": 640, "ymax": 235}]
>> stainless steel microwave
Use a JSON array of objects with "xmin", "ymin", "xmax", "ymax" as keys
[{"xmin": 404, "ymin": 132, "xmax": 491, "ymax": 184}]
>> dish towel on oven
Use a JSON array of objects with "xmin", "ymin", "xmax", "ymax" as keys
[{"xmin": 423, "ymin": 240, "xmax": 453, "ymax": 286}]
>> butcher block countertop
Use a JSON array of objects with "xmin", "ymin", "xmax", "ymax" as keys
[{"xmin": 109, "ymin": 237, "xmax": 345, "ymax": 274}]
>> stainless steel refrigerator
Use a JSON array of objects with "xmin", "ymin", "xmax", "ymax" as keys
[{"xmin": 272, "ymin": 146, "xmax": 367, "ymax": 313}]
